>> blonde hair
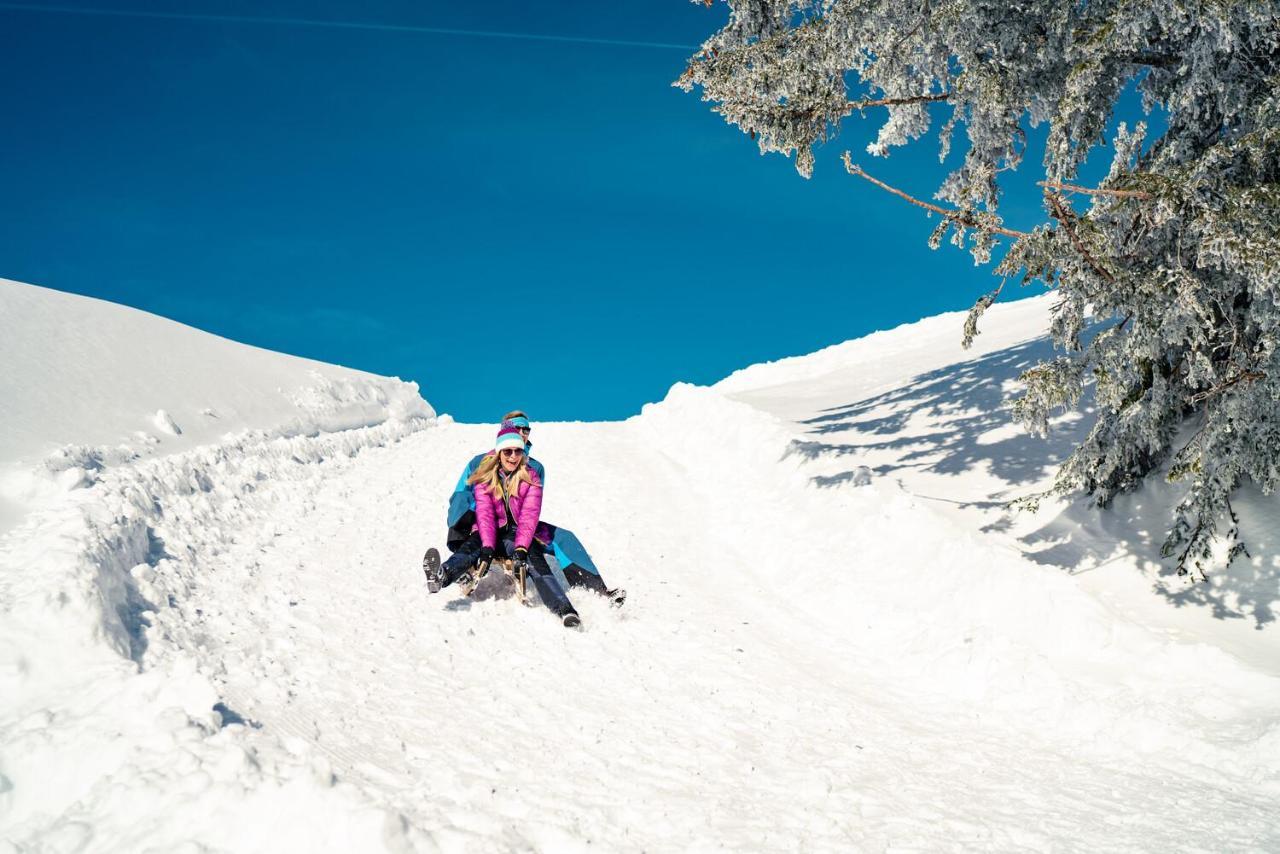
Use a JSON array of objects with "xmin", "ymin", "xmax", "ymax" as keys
[
  {"xmin": 468, "ymin": 451, "xmax": 535, "ymax": 499},
  {"xmin": 503, "ymin": 410, "xmax": 528, "ymax": 422}
]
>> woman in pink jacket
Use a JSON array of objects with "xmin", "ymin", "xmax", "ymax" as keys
[{"xmin": 427, "ymin": 424, "xmax": 580, "ymax": 627}]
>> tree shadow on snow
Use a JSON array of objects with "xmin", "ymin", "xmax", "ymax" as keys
[
  {"xmin": 787, "ymin": 336, "xmax": 1094, "ymax": 498},
  {"xmin": 786, "ymin": 331, "xmax": 1279, "ymax": 629},
  {"xmin": 1019, "ymin": 487, "xmax": 1278, "ymax": 628}
]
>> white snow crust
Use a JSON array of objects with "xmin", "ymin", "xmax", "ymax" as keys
[{"xmin": 1, "ymin": 281, "xmax": 1278, "ymax": 852}]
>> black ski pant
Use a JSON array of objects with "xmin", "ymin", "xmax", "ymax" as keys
[
  {"xmin": 442, "ymin": 532, "xmax": 577, "ymax": 618},
  {"xmin": 448, "ymin": 518, "xmax": 611, "ymax": 595}
]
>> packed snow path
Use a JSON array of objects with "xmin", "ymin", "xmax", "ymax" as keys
[{"xmin": 13, "ymin": 397, "xmax": 1269, "ymax": 851}]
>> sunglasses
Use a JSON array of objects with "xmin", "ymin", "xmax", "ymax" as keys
[{"xmin": 499, "ymin": 448, "xmax": 525, "ymax": 458}]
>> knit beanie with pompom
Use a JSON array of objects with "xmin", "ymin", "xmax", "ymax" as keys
[{"xmin": 495, "ymin": 424, "xmax": 526, "ymax": 453}]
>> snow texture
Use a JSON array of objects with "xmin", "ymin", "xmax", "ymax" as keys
[{"xmin": 1, "ymin": 281, "xmax": 1278, "ymax": 852}]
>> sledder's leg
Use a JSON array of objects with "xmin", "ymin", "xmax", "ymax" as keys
[
  {"xmin": 546, "ymin": 526, "xmax": 601, "ymax": 580},
  {"xmin": 436, "ymin": 533, "xmax": 485, "ymax": 590},
  {"xmin": 508, "ymin": 539, "xmax": 578, "ymax": 624},
  {"xmin": 540, "ymin": 522, "xmax": 619, "ymax": 601},
  {"xmin": 561, "ymin": 564, "xmax": 610, "ymax": 596},
  {"xmin": 544, "ymin": 525, "xmax": 625, "ymax": 606}
]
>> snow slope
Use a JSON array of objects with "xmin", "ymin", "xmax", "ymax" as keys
[
  {"xmin": 2, "ymin": 282, "xmax": 1278, "ymax": 852},
  {"xmin": 718, "ymin": 293, "xmax": 1280, "ymax": 671},
  {"xmin": 0, "ymin": 279, "xmax": 431, "ymax": 535}
]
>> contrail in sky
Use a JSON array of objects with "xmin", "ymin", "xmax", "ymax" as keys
[{"xmin": 0, "ymin": 2, "xmax": 698, "ymax": 50}]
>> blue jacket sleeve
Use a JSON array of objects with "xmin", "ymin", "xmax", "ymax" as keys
[{"xmin": 447, "ymin": 453, "xmax": 486, "ymax": 528}]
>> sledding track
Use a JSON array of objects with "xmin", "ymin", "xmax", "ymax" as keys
[{"xmin": 106, "ymin": 395, "xmax": 1280, "ymax": 851}]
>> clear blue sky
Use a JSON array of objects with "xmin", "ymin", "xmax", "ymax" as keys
[{"xmin": 1, "ymin": 0, "xmax": 1103, "ymax": 421}]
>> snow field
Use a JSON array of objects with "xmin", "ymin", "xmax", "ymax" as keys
[
  {"xmin": 8, "ymin": 388, "xmax": 1274, "ymax": 849},
  {"xmin": 3, "ymin": 282, "xmax": 1279, "ymax": 851}
]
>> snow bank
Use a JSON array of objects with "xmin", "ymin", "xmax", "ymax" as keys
[
  {"xmin": 633, "ymin": 384, "xmax": 1280, "ymax": 759},
  {"xmin": 0, "ymin": 418, "xmax": 432, "ymax": 851},
  {"xmin": 1, "ymin": 280, "xmax": 438, "ymax": 849},
  {"xmin": 0, "ymin": 279, "xmax": 432, "ymax": 531},
  {"xmin": 715, "ymin": 289, "xmax": 1280, "ymax": 670}
]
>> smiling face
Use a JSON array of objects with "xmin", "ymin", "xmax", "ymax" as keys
[{"xmin": 499, "ymin": 447, "xmax": 524, "ymax": 473}]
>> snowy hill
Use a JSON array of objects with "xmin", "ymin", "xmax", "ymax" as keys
[
  {"xmin": 0, "ymin": 279, "xmax": 431, "ymax": 536},
  {"xmin": 717, "ymin": 294, "xmax": 1280, "ymax": 671},
  {"xmin": 1, "ymin": 280, "xmax": 1278, "ymax": 851}
]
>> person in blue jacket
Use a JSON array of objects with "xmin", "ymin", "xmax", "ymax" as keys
[{"xmin": 446, "ymin": 411, "xmax": 625, "ymax": 606}]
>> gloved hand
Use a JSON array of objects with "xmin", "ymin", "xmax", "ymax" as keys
[
  {"xmin": 513, "ymin": 547, "xmax": 529, "ymax": 564},
  {"xmin": 478, "ymin": 546, "xmax": 495, "ymax": 563}
]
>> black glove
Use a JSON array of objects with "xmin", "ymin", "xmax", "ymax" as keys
[
  {"xmin": 512, "ymin": 547, "xmax": 529, "ymax": 565},
  {"xmin": 477, "ymin": 546, "xmax": 495, "ymax": 564}
]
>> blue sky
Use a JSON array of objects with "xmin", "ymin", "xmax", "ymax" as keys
[{"xmin": 1, "ymin": 1, "xmax": 1117, "ymax": 421}]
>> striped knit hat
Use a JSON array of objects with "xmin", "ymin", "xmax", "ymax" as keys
[{"xmin": 495, "ymin": 424, "xmax": 526, "ymax": 453}]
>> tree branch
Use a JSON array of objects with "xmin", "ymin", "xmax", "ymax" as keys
[
  {"xmin": 842, "ymin": 154, "xmax": 1029, "ymax": 238},
  {"xmin": 848, "ymin": 93, "xmax": 951, "ymax": 111},
  {"xmin": 1038, "ymin": 180, "xmax": 1152, "ymax": 200},
  {"xmin": 1045, "ymin": 192, "xmax": 1116, "ymax": 284},
  {"xmin": 1122, "ymin": 51, "xmax": 1180, "ymax": 69},
  {"xmin": 1188, "ymin": 369, "xmax": 1267, "ymax": 405}
]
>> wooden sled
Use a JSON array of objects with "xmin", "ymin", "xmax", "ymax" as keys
[{"xmin": 460, "ymin": 557, "xmax": 527, "ymax": 603}]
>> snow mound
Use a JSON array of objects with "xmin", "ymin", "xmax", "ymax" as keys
[
  {"xmin": 152, "ymin": 409, "xmax": 182, "ymax": 436},
  {"xmin": 0, "ymin": 280, "xmax": 432, "ymax": 466},
  {"xmin": 0, "ymin": 279, "xmax": 432, "ymax": 530}
]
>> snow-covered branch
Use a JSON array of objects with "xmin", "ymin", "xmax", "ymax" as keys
[
  {"xmin": 1037, "ymin": 180, "xmax": 1153, "ymax": 200},
  {"xmin": 1044, "ymin": 193, "xmax": 1116, "ymax": 285},
  {"xmin": 848, "ymin": 93, "xmax": 951, "ymax": 112},
  {"xmin": 843, "ymin": 154, "xmax": 1029, "ymax": 239}
]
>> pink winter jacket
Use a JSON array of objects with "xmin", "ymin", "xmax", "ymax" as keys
[{"xmin": 473, "ymin": 465, "xmax": 544, "ymax": 551}]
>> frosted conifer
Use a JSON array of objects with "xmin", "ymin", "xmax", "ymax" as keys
[{"xmin": 677, "ymin": 0, "xmax": 1280, "ymax": 578}]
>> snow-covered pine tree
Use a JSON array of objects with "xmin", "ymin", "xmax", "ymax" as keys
[{"xmin": 677, "ymin": 0, "xmax": 1279, "ymax": 579}]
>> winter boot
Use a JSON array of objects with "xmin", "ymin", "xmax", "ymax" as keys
[
  {"xmin": 423, "ymin": 548, "xmax": 444, "ymax": 594},
  {"xmin": 606, "ymin": 588, "xmax": 627, "ymax": 608},
  {"xmin": 562, "ymin": 612, "xmax": 582, "ymax": 630}
]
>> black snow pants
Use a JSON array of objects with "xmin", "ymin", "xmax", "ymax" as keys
[{"xmin": 441, "ymin": 532, "xmax": 577, "ymax": 619}]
